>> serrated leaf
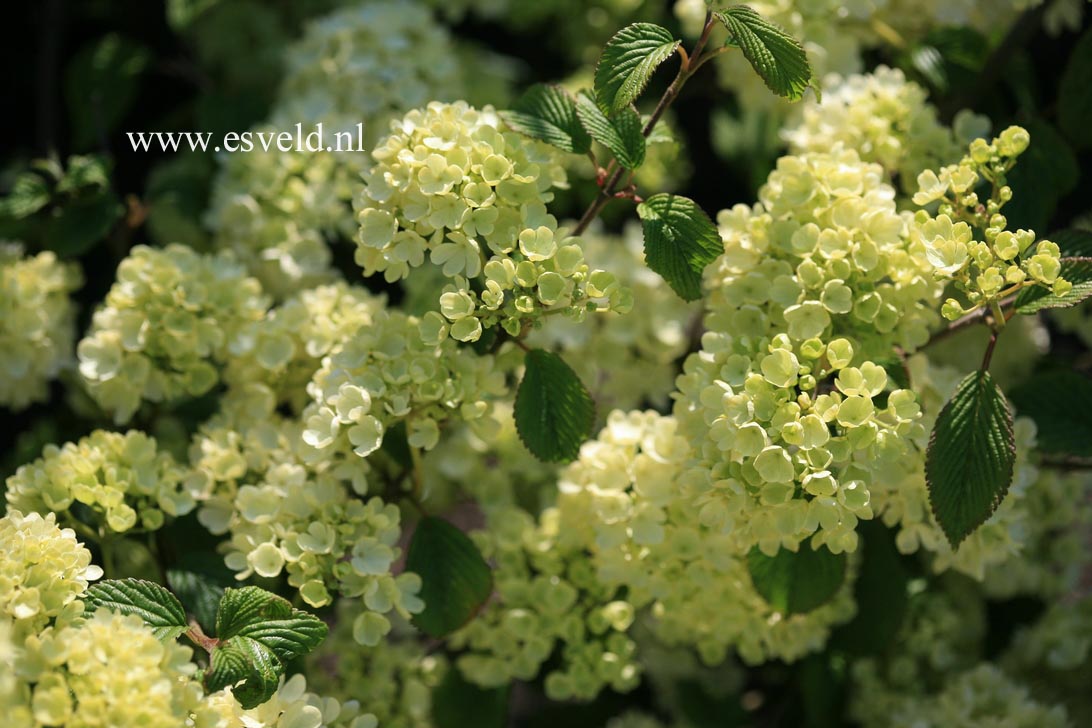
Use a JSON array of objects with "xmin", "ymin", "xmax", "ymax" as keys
[
  {"xmin": 636, "ymin": 193, "xmax": 722, "ymax": 301},
  {"xmin": 83, "ymin": 578, "xmax": 188, "ymax": 640},
  {"xmin": 0, "ymin": 173, "xmax": 51, "ymax": 219},
  {"xmin": 594, "ymin": 23, "xmax": 680, "ymax": 115},
  {"xmin": 1010, "ymin": 370, "xmax": 1092, "ymax": 458},
  {"xmin": 926, "ymin": 371, "xmax": 1015, "ymax": 548},
  {"xmin": 407, "ymin": 517, "xmax": 493, "ymax": 638},
  {"xmin": 574, "ymin": 94, "xmax": 646, "ymax": 170},
  {"xmin": 714, "ymin": 6, "xmax": 811, "ymax": 101},
  {"xmin": 514, "ymin": 349, "xmax": 596, "ymax": 463},
  {"xmin": 1014, "ymin": 257, "xmax": 1092, "ymax": 313},
  {"xmin": 746, "ymin": 544, "xmax": 846, "ymax": 615},
  {"xmin": 167, "ymin": 552, "xmax": 234, "ymax": 633},
  {"xmin": 1059, "ymin": 28, "xmax": 1092, "ymax": 150},
  {"xmin": 501, "ymin": 84, "xmax": 591, "ymax": 155},
  {"xmin": 215, "ymin": 586, "xmax": 327, "ymax": 662},
  {"xmin": 1051, "ymin": 229, "xmax": 1092, "ymax": 257},
  {"xmin": 205, "ymin": 637, "xmax": 281, "ymax": 709}
]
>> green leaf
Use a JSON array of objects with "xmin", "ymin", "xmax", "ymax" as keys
[
  {"xmin": 1059, "ymin": 28, "xmax": 1092, "ymax": 150},
  {"xmin": 0, "ymin": 172, "xmax": 51, "ymax": 219},
  {"xmin": 746, "ymin": 544, "xmax": 846, "ymax": 615},
  {"xmin": 45, "ymin": 190, "xmax": 123, "ymax": 257},
  {"xmin": 215, "ymin": 586, "xmax": 327, "ymax": 661},
  {"xmin": 65, "ymin": 34, "xmax": 150, "ymax": 149},
  {"xmin": 714, "ymin": 6, "xmax": 812, "ymax": 101},
  {"xmin": 83, "ymin": 578, "xmax": 188, "ymax": 641},
  {"xmin": 514, "ymin": 349, "xmax": 596, "ymax": 463},
  {"xmin": 926, "ymin": 371, "xmax": 1015, "ymax": 548},
  {"xmin": 636, "ymin": 193, "xmax": 722, "ymax": 301},
  {"xmin": 205, "ymin": 637, "xmax": 281, "ymax": 709},
  {"xmin": 501, "ymin": 84, "xmax": 591, "ymax": 155},
  {"xmin": 166, "ymin": 552, "xmax": 234, "ymax": 633},
  {"xmin": 1004, "ymin": 119, "xmax": 1078, "ymax": 234},
  {"xmin": 407, "ymin": 517, "xmax": 493, "ymax": 638},
  {"xmin": 594, "ymin": 23, "xmax": 680, "ymax": 115},
  {"xmin": 1014, "ymin": 257, "xmax": 1092, "ymax": 313},
  {"xmin": 830, "ymin": 521, "xmax": 911, "ymax": 655},
  {"xmin": 431, "ymin": 644, "xmax": 510, "ymax": 728},
  {"xmin": 574, "ymin": 94, "xmax": 646, "ymax": 170},
  {"xmin": 1051, "ymin": 229, "xmax": 1092, "ymax": 257},
  {"xmin": 1010, "ymin": 370, "xmax": 1092, "ymax": 458}
]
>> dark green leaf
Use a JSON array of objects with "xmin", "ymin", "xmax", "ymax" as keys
[
  {"xmin": 215, "ymin": 586, "xmax": 327, "ymax": 662},
  {"xmin": 746, "ymin": 544, "xmax": 847, "ymax": 615},
  {"xmin": 1010, "ymin": 370, "xmax": 1092, "ymax": 457},
  {"xmin": 431, "ymin": 653, "xmax": 510, "ymax": 728},
  {"xmin": 594, "ymin": 23, "xmax": 680, "ymax": 115},
  {"xmin": 514, "ymin": 349, "xmax": 596, "ymax": 463},
  {"xmin": 1059, "ymin": 28, "xmax": 1092, "ymax": 150},
  {"xmin": 636, "ymin": 193, "xmax": 722, "ymax": 301},
  {"xmin": 205, "ymin": 637, "xmax": 281, "ymax": 709},
  {"xmin": 830, "ymin": 521, "xmax": 911, "ymax": 655},
  {"xmin": 1004, "ymin": 119, "xmax": 1078, "ymax": 234},
  {"xmin": 1050, "ymin": 229, "xmax": 1092, "ymax": 257},
  {"xmin": 59, "ymin": 155, "xmax": 112, "ymax": 194},
  {"xmin": 501, "ymin": 84, "xmax": 591, "ymax": 154},
  {"xmin": 166, "ymin": 552, "xmax": 234, "ymax": 634},
  {"xmin": 45, "ymin": 191, "xmax": 123, "ymax": 257},
  {"xmin": 65, "ymin": 34, "xmax": 150, "ymax": 149},
  {"xmin": 574, "ymin": 94, "xmax": 646, "ymax": 170},
  {"xmin": 83, "ymin": 578, "xmax": 188, "ymax": 640},
  {"xmin": 1014, "ymin": 257, "xmax": 1092, "ymax": 313},
  {"xmin": 714, "ymin": 6, "xmax": 811, "ymax": 101},
  {"xmin": 926, "ymin": 371, "xmax": 1015, "ymax": 548},
  {"xmin": 0, "ymin": 173, "xmax": 51, "ymax": 219},
  {"xmin": 407, "ymin": 517, "xmax": 493, "ymax": 638}
]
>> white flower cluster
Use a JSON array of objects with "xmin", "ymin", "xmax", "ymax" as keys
[
  {"xmin": 554, "ymin": 410, "xmax": 857, "ymax": 666},
  {"xmin": 0, "ymin": 510, "xmax": 102, "ymax": 639},
  {"xmin": 356, "ymin": 101, "xmax": 631, "ymax": 342},
  {"xmin": 302, "ymin": 305, "xmax": 506, "ymax": 459},
  {"xmin": 77, "ymin": 244, "xmax": 268, "ymax": 423},
  {"xmin": 224, "ymin": 282, "xmax": 385, "ymax": 414},
  {"xmin": 675, "ymin": 146, "xmax": 940, "ymax": 556},
  {"xmin": 0, "ymin": 243, "xmax": 81, "ymax": 411},
  {"xmin": 198, "ymin": 674, "xmax": 379, "ymax": 728},
  {"xmin": 6, "ymin": 430, "xmax": 192, "ymax": 535},
  {"xmin": 190, "ymin": 386, "xmax": 423, "ymax": 646}
]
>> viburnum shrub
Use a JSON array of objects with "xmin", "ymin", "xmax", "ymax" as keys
[{"xmin": 1, "ymin": 1, "xmax": 1091, "ymax": 726}]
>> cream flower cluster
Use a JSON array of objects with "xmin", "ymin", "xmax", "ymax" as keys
[
  {"xmin": 555, "ymin": 410, "xmax": 857, "ymax": 667},
  {"xmin": 16, "ymin": 609, "xmax": 202, "ymax": 727},
  {"xmin": 224, "ymin": 282, "xmax": 385, "ymax": 414},
  {"xmin": 0, "ymin": 244, "xmax": 81, "ymax": 411},
  {"xmin": 190, "ymin": 386, "xmax": 422, "ymax": 645},
  {"xmin": 912, "ymin": 127, "xmax": 1070, "ymax": 319},
  {"xmin": 198, "ymin": 674, "xmax": 378, "ymax": 728},
  {"xmin": 529, "ymin": 224, "xmax": 699, "ymax": 414},
  {"xmin": 77, "ymin": 244, "xmax": 268, "ymax": 423},
  {"xmin": 308, "ymin": 603, "xmax": 446, "ymax": 728},
  {"xmin": 451, "ymin": 506, "xmax": 641, "ymax": 701},
  {"xmin": 303, "ymin": 306, "xmax": 506, "ymax": 459},
  {"xmin": 6, "ymin": 430, "xmax": 192, "ymax": 535},
  {"xmin": 356, "ymin": 101, "xmax": 631, "ymax": 342},
  {"xmin": 0, "ymin": 510, "xmax": 102, "ymax": 639},
  {"xmin": 782, "ymin": 67, "xmax": 970, "ymax": 195},
  {"xmin": 675, "ymin": 146, "xmax": 940, "ymax": 556}
]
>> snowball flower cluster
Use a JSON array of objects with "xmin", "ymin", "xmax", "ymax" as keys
[
  {"xmin": 77, "ymin": 244, "xmax": 268, "ymax": 423},
  {"xmin": 675, "ymin": 146, "xmax": 940, "ymax": 556},
  {"xmin": 911, "ymin": 127, "xmax": 1070, "ymax": 319},
  {"xmin": 224, "ymin": 282, "xmax": 385, "ymax": 413},
  {"xmin": 0, "ymin": 243, "xmax": 81, "ymax": 410},
  {"xmin": 303, "ymin": 306, "xmax": 506, "ymax": 459},
  {"xmin": 198, "ymin": 673, "xmax": 378, "ymax": 728},
  {"xmin": 7, "ymin": 430, "xmax": 192, "ymax": 535},
  {"xmin": 0, "ymin": 510, "xmax": 102, "ymax": 638},
  {"xmin": 16, "ymin": 609, "xmax": 202, "ymax": 727},
  {"xmin": 190, "ymin": 385, "xmax": 422, "ymax": 645}
]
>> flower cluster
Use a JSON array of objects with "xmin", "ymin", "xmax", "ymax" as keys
[
  {"xmin": 912, "ymin": 127, "xmax": 1070, "ymax": 319},
  {"xmin": 451, "ymin": 506, "xmax": 641, "ymax": 701},
  {"xmin": 190, "ymin": 386, "xmax": 423, "ymax": 645},
  {"xmin": 0, "ymin": 510, "xmax": 102, "ymax": 638},
  {"xmin": 224, "ymin": 282, "xmax": 385, "ymax": 413},
  {"xmin": 355, "ymin": 101, "xmax": 631, "ymax": 342},
  {"xmin": 16, "ymin": 609, "xmax": 202, "ymax": 727},
  {"xmin": 555, "ymin": 410, "xmax": 857, "ymax": 666},
  {"xmin": 77, "ymin": 244, "xmax": 268, "ymax": 423},
  {"xmin": 303, "ymin": 306, "xmax": 506, "ymax": 458},
  {"xmin": 0, "ymin": 243, "xmax": 81, "ymax": 411},
  {"xmin": 674, "ymin": 146, "xmax": 941, "ymax": 556},
  {"xmin": 6, "ymin": 430, "xmax": 192, "ymax": 535},
  {"xmin": 198, "ymin": 673, "xmax": 379, "ymax": 728}
]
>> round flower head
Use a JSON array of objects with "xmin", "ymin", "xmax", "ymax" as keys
[
  {"xmin": 190, "ymin": 385, "xmax": 422, "ymax": 644},
  {"xmin": 16, "ymin": 609, "xmax": 203, "ymax": 727},
  {"xmin": 0, "ymin": 243, "xmax": 81, "ymax": 411},
  {"xmin": 196, "ymin": 673, "xmax": 378, "ymax": 728},
  {"xmin": 0, "ymin": 510, "xmax": 102, "ymax": 638},
  {"xmin": 6, "ymin": 430, "xmax": 192, "ymax": 535},
  {"xmin": 77, "ymin": 244, "xmax": 269, "ymax": 423}
]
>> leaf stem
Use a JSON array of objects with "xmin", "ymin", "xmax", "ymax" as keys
[{"xmin": 981, "ymin": 330, "xmax": 1000, "ymax": 371}]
